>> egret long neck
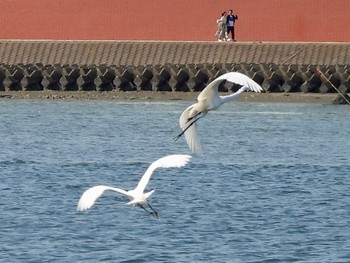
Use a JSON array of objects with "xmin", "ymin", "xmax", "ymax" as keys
[{"xmin": 220, "ymin": 87, "xmax": 247, "ymax": 103}]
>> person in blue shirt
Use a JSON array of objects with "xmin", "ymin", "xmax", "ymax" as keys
[{"xmin": 226, "ymin": 9, "xmax": 238, "ymax": 42}]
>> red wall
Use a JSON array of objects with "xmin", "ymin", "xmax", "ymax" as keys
[{"xmin": 0, "ymin": 0, "xmax": 349, "ymax": 42}]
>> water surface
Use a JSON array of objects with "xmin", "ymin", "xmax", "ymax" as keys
[{"xmin": 0, "ymin": 100, "xmax": 349, "ymax": 262}]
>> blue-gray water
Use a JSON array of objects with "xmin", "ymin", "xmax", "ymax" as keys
[{"xmin": 0, "ymin": 99, "xmax": 349, "ymax": 262}]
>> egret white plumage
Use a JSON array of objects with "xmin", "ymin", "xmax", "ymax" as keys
[
  {"xmin": 77, "ymin": 154, "xmax": 192, "ymax": 218},
  {"xmin": 174, "ymin": 72, "xmax": 263, "ymax": 155}
]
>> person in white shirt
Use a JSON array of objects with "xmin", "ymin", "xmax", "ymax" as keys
[{"xmin": 215, "ymin": 11, "xmax": 227, "ymax": 42}]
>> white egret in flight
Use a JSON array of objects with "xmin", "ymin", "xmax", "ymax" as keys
[
  {"xmin": 174, "ymin": 72, "xmax": 263, "ymax": 155},
  {"xmin": 77, "ymin": 154, "xmax": 192, "ymax": 218}
]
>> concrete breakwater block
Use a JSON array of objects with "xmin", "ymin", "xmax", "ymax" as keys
[
  {"xmin": 3, "ymin": 67, "xmax": 24, "ymax": 91},
  {"xmin": 95, "ymin": 67, "xmax": 116, "ymax": 91},
  {"xmin": 0, "ymin": 68, "xmax": 6, "ymax": 91},
  {"xmin": 282, "ymin": 72, "xmax": 304, "ymax": 92},
  {"xmin": 113, "ymin": 67, "xmax": 136, "ymax": 91},
  {"xmin": 134, "ymin": 67, "xmax": 153, "ymax": 91},
  {"xmin": 21, "ymin": 69, "xmax": 43, "ymax": 91},
  {"xmin": 300, "ymin": 73, "xmax": 322, "ymax": 93},
  {"xmin": 169, "ymin": 67, "xmax": 190, "ymax": 91},
  {"xmin": 152, "ymin": 66, "xmax": 171, "ymax": 91},
  {"xmin": 262, "ymin": 79, "xmax": 283, "ymax": 92},
  {"xmin": 77, "ymin": 68, "xmax": 98, "ymax": 91},
  {"xmin": 319, "ymin": 73, "xmax": 341, "ymax": 93},
  {"xmin": 0, "ymin": 63, "xmax": 349, "ymax": 95},
  {"xmin": 42, "ymin": 67, "xmax": 62, "ymax": 90},
  {"xmin": 252, "ymin": 71, "xmax": 265, "ymax": 85},
  {"xmin": 59, "ymin": 67, "xmax": 80, "ymax": 91},
  {"xmin": 338, "ymin": 81, "xmax": 350, "ymax": 94}
]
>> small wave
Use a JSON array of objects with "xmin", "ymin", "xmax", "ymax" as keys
[
  {"xmin": 212, "ymin": 110, "xmax": 303, "ymax": 116},
  {"xmin": 0, "ymin": 158, "xmax": 38, "ymax": 166},
  {"xmin": 112, "ymin": 100, "xmax": 179, "ymax": 106}
]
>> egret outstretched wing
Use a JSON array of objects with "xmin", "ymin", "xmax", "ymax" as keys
[
  {"xmin": 134, "ymin": 154, "xmax": 192, "ymax": 193},
  {"xmin": 77, "ymin": 185, "xmax": 130, "ymax": 211},
  {"xmin": 217, "ymin": 72, "xmax": 262, "ymax": 92},
  {"xmin": 198, "ymin": 72, "xmax": 262, "ymax": 102}
]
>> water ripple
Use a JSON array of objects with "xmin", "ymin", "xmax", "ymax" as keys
[{"xmin": 0, "ymin": 100, "xmax": 349, "ymax": 262}]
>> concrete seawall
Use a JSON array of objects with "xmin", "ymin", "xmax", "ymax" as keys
[{"xmin": 1, "ymin": 40, "xmax": 350, "ymax": 94}]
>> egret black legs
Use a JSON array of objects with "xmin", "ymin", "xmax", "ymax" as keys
[
  {"xmin": 173, "ymin": 114, "xmax": 203, "ymax": 142},
  {"xmin": 146, "ymin": 202, "xmax": 159, "ymax": 219},
  {"xmin": 139, "ymin": 203, "xmax": 159, "ymax": 219}
]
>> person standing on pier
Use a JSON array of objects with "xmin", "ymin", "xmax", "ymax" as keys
[{"xmin": 226, "ymin": 9, "xmax": 238, "ymax": 42}]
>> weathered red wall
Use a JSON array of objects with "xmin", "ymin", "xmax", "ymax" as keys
[{"xmin": 0, "ymin": 0, "xmax": 349, "ymax": 42}]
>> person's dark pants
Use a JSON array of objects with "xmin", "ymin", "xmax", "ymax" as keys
[{"xmin": 227, "ymin": 26, "xmax": 236, "ymax": 41}]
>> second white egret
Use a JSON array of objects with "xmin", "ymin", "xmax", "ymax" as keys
[{"xmin": 77, "ymin": 154, "xmax": 192, "ymax": 218}]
